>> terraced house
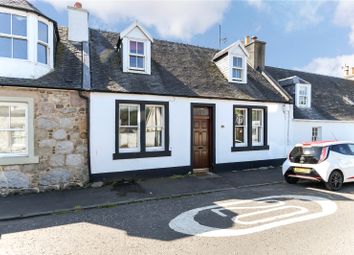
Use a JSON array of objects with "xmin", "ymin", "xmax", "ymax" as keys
[{"xmin": 0, "ymin": 0, "xmax": 353, "ymax": 195}]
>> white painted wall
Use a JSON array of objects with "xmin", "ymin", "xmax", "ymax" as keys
[
  {"xmin": 0, "ymin": 6, "xmax": 54, "ymax": 79},
  {"xmin": 90, "ymin": 92, "xmax": 290, "ymax": 174},
  {"xmin": 292, "ymin": 120, "xmax": 354, "ymax": 145}
]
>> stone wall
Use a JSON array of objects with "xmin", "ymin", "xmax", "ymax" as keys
[{"xmin": 0, "ymin": 87, "xmax": 89, "ymax": 196}]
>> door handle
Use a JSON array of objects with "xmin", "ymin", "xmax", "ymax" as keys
[{"xmin": 198, "ymin": 146, "xmax": 203, "ymax": 149}]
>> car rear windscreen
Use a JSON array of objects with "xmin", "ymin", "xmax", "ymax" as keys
[{"xmin": 289, "ymin": 146, "xmax": 323, "ymax": 164}]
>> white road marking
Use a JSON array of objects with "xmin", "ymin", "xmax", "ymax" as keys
[{"xmin": 169, "ymin": 195, "xmax": 337, "ymax": 237}]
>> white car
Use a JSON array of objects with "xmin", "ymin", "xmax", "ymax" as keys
[{"xmin": 282, "ymin": 141, "xmax": 354, "ymax": 191}]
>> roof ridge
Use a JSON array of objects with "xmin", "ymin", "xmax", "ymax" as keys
[{"xmin": 266, "ymin": 65, "xmax": 354, "ymax": 82}]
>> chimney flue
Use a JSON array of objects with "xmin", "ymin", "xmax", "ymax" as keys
[
  {"xmin": 74, "ymin": 2, "xmax": 82, "ymax": 8},
  {"xmin": 245, "ymin": 35, "xmax": 266, "ymax": 71}
]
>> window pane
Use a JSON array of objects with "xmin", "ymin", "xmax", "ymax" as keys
[
  {"xmin": 13, "ymin": 39, "xmax": 27, "ymax": 59},
  {"xmin": 235, "ymin": 127, "xmax": 245, "ymax": 144},
  {"xmin": 252, "ymin": 110, "xmax": 263, "ymax": 126},
  {"xmin": 233, "ymin": 57, "xmax": 242, "ymax": 68},
  {"xmin": 137, "ymin": 42, "xmax": 144, "ymax": 54},
  {"xmin": 137, "ymin": 56, "xmax": 144, "ymax": 68},
  {"xmin": 0, "ymin": 12, "xmax": 11, "ymax": 34},
  {"xmin": 11, "ymin": 130, "xmax": 26, "ymax": 153},
  {"xmin": 0, "ymin": 106, "xmax": 9, "ymax": 129},
  {"xmin": 232, "ymin": 69, "xmax": 242, "ymax": 79},
  {"xmin": 235, "ymin": 108, "xmax": 246, "ymax": 126},
  {"xmin": 10, "ymin": 105, "xmax": 26, "ymax": 129},
  {"xmin": 146, "ymin": 106, "xmax": 163, "ymax": 127},
  {"xmin": 146, "ymin": 127, "xmax": 162, "ymax": 147},
  {"xmin": 119, "ymin": 105, "xmax": 128, "ymax": 126},
  {"xmin": 129, "ymin": 106, "xmax": 138, "ymax": 125},
  {"xmin": 252, "ymin": 127, "xmax": 262, "ymax": 143},
  {"xmin": 0, "ymin": 37, "xmax": 11, "ymax": 58},
  {"xmin": 12, "ymin": 15, "xmax": 27, "ymax": 36},
  {"xmin": 130, "ymin": 41, "xmax": 137, "ymax": 54},
  {"xmin": 0, "ymin": 131, "xmax": 11, "ymax": 153},
  {"xmin": 37, "ymin": 43, "xmax": 47, "ymax": 64},
  {"xmin": 38, "ymin": 21, "xmax": 48, "ymax": 43},
  {"xmin": 119, "ymin": 127, "xmax": 138, "ymax": 149},
  {"xmin": 129, "ymin": 55, "xmax": 137, "ymax": 68}
]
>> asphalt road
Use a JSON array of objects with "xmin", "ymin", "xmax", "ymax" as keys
[{"xmin": 1, "ymin": 181, "xmax": 354, "ymax": 255}]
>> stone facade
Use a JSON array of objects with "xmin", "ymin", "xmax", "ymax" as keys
[{"xmin": 0, "ymin": 87, "xmax": 89, "ymax": 196}]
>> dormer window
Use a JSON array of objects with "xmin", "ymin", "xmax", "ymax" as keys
[
  {"xmin": 0, "ymin": 12, "xmax": 27, "ymax": 60},
  {"xmin": 232, "ymin": 56, "xmax": 243, "ymax": 81},
  {"xmin": 213, "ymin": 41, "xmax": 248, "ymax": 84},
  {"xmin": 129, "ymin": 40, "xmax": 145, "ymax": 70},
  {"xmin": 296, "ymin": 84, "xmax": 311, "ymax": 108},
  {"xmin": 37, "ymin": 21, "xmax": 49, "ymax": 64},
  {"xmin": 120, "ymin": 21, "xmax": 153, "ymax": 75}
]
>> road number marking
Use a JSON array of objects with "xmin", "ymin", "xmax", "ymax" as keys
[{"xmin": 169, "ymin": 195, "xmax": 337, "ymax": 237}]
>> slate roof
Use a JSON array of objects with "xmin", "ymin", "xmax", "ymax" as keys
[
  {"xmin": 89, "ymin": 29, "xmax": 288, "ymax": 103},
  {"xmin": 266, "ymin": 66, "xmax": 354, "ymax": 121},
  {"xmin": 0, "ymin": 27, "xmax": 83, "ymax": 90}
]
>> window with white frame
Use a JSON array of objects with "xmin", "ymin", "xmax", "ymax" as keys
[
  {"xmin": 119, "ymin": 104, "xmax": 140, "ymax": 152},
  {"xmin": 234, "ymin": 108, "xmax": 248, "ymax": 146},
  {"xmin": 129, "ymin": 40, "xmax": 145, "ymax": 70},
  {"xmin": 232, "ymin": 56, "xmax": 243, "ymax": 81},
  {"xmin": 312, "ymin": 127, "xmax": 322, "ymax": 141},
  {"xmin": 252, "ymin": 109, "xmax": 264, "ymax": 146},
  {"xmin": 37, "ymin": 21, "xmax": 49, "ymax": 64},
  {"xmin": 146, "ymin": 105, "xmax": 164, "ymax": 150},
  {"xmin": 0, "ymin": 12, "xmax": 27, "ymax": 60},
  {"xmin": 297, "ymin": 84, "xmax": 311, "ymax": 108},
  {"xmin": 0, "ymin": 102, "xmax": 27, "ymax": 156}
]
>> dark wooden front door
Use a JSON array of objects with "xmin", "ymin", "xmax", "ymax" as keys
[{"xmin": 192, "ymin": 107, "xmax": 211, "ymax": 169}]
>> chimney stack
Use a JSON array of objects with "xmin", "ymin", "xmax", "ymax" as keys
[
  {"xmin": 245, "ymin": 35, "xmax": 266, "ymax": 71},
  {"xmin": 343, "ymin": 64, "xmax": 354, "ymax": 80},
  {"xmin": 68, "ymin": 2, "xmax": 89, "ymax": 42}
]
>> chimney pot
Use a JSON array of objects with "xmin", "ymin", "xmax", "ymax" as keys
[
  {"xmin": 251, "ymin": 36, "xmax": 257, "ymax": 42},
  {"xmin": 74, "ymin": 2, "xmax": 82, "ymax": 8},
  {"xmin": 245, "ymin": 35, "xmax": 251, "ymax": 45}
]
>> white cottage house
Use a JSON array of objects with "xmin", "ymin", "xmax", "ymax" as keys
[{"xmin": 1, "ymin": 0, "xmax": 354, "ymax": 194}]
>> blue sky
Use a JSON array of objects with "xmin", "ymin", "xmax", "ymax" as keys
[{"xmin": 31, "ymin": 0, "xmax": 354, "ymax": 77}]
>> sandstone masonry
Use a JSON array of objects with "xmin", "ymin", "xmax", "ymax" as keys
[{"xmin": 0, "ymin": 87, "xmax": 89, "ymax": 196}]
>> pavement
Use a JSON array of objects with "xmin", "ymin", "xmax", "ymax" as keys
[{"xmin": 0, "ymin": 166, "xmax": 285, "ymax": 221}]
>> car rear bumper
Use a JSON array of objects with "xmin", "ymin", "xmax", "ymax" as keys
[{"xmin": 283, "ymin": 165, "xmax": 325, "ymax": 182}]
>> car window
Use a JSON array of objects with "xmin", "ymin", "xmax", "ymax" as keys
[
  {"xmin": 347, "ymin": 144, "xmax": 354, "ymax": 155},
  {"xmin": 331, "ymin": 144, "xmax": 352, "ymax": 155}
]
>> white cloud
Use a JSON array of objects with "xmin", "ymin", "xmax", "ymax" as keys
[
  {"xmin": 33, "ymin": 0, "xmax": 230, "ymax": 39},
  {"xmin": 246, "ymin": 0, "xmax": 264, "ymax": 10},
  {"xmin": 298, "ymin": 54, "xmax": 354, "ymax": 77},
  {"xmin": 334, "ymin": 0, "xmax": 354, "ymax": 46}
]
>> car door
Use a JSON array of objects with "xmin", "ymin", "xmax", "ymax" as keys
[
  {"xmin": 331, "ymin": 144, "xmax": 354, "ymax": 181},
  {"xmin": 346, "ymin": 144, "xmax": 354, "ymax": 182}
]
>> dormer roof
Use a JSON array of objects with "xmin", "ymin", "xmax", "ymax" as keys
[
  {"xmin": 120, "ymin": 21, "xmax": 153, "ymax": 42},
  {"xmin": 213, "ymin": 41, "xmax": 249, "ymax": 61},
  {"xmin": 278, "ymin": 75, "xmax": 311, "ymax": 87}
]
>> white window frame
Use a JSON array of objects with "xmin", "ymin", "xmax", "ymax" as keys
[
  {"xmin": 0, "ymin": 97, "xmax": 38, "ymax": 165},
  {"xmin": 252, "ymin": 109, "xmax": 264, "ymax": 146},
  {"xmin": 231, "ymin": 56, "xmax": 243, "ymax": 82},
  {"xmin": 296, "ymin": 84, "xmax": 311, "ymax": 108},
  {"xmin": 312, "ymin": 127, "xmax": 322, "ymax": 141},
  {"xmin": 0, "ymin": 12, "xmax": 27, "ymax": 60},
  {"xmin": 128, "ymin": 39, "xmax": 146, "ymax": 71},
  {"xmin": 145, "ymin": 104, "xmax": 165, "ymax": 152},
  {"xmin": 118, "ymin": 103, "xmax": 141, "ymax": 153},
  {"xmin": 234, "ymin": 108, "xmax": 248, "ymax": 147},
  {"xmin": 37, "ymin": 19, "xmax": 50, "ymax": 65}
]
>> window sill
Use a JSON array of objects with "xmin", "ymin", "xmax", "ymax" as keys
[
  {"xmin": 231, "ymin": 145, "xmax": 270, "ymax": 152},
  {"xmin": 0, "ymin": 155, "xmax": 39, "ymax": 166},
  {"xmin": 113, "ymin": 150, "xmax": 171, "ymax": 160}
]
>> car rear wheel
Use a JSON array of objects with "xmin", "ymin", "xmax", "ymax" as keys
[
  {"xmin": 285, "ymin": 175, "xmax": 298, "ymax": 184},
  {"xmin": 325, "ymin": 170, "xmax": 343, "ymax": 191}
]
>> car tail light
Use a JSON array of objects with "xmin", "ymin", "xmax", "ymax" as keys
[{"xmin": 318, "ymin": 146, "xmax": 329, "ymax": 163}]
